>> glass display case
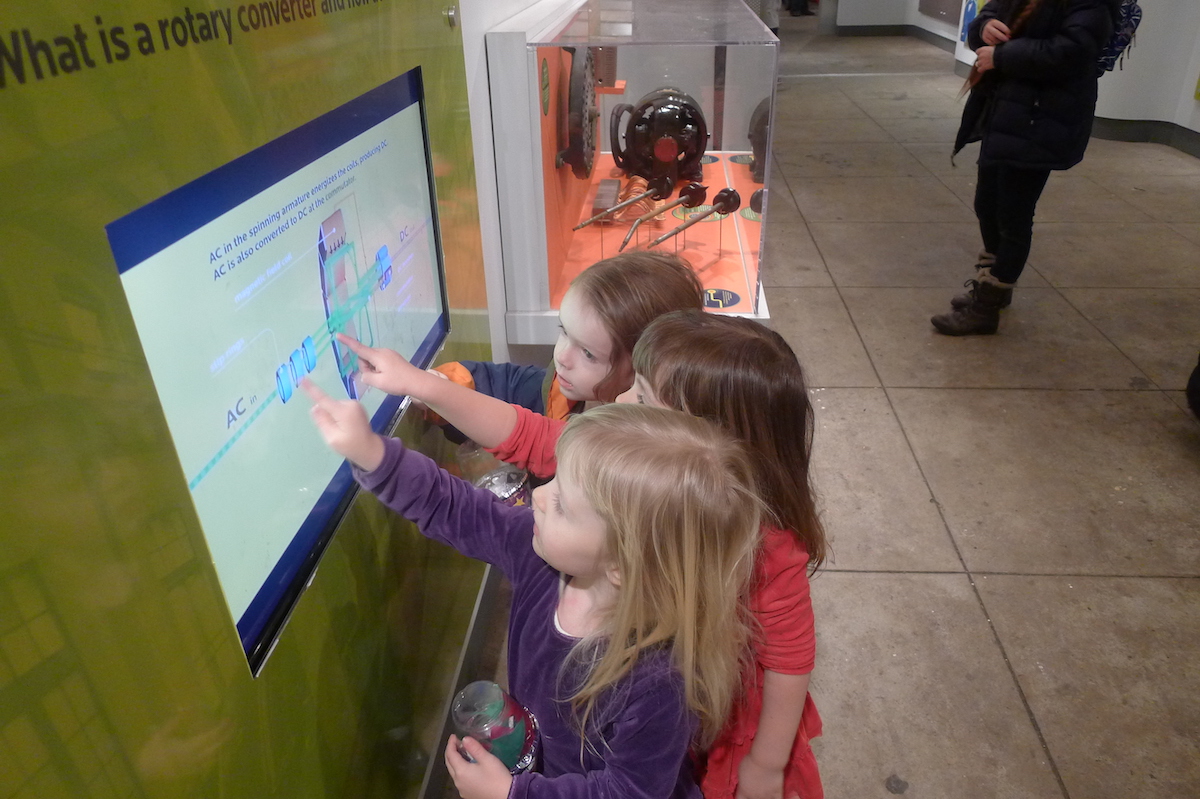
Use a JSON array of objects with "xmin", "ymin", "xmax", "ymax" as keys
[{"xmin": 488, "ymin": 0, "xmax": 778, "ymax": 344}]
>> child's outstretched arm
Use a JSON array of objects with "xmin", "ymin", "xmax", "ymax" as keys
[
  {"xmin": 487, "ymin": 406, "xmax": 566, "ymax": 479},
  {"xmin": 302, "ymin": 379, "xmax": 538, "ymax": 578},
  {"xmin": 303, "ymin": 379, "xmax": 385, "ymax": 471},
  {"xmin": 334, "ymin": 333, "xmax": 518, "ymax": 447}
]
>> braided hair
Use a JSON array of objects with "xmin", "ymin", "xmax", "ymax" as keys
[{"xmin": 1009, "ymin": 0, "xmax": 1054, "ymax": 35}]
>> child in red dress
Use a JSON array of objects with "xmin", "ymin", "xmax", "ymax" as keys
[{"xmin": 621, "ymin": 312, "xmax": 825, "ymax": 799}]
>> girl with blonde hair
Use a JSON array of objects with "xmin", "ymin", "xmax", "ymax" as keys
[{"xmin": 304, "ymin": 382, "xmax": 761, "ymax": 799}]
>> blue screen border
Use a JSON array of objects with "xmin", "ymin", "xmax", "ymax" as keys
[{"xmin": 106, "ymin": 67, "xmax": 450, "ymax": 674}]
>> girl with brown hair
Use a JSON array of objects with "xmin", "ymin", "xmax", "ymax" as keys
[{"xmin": 431, "ymin": 251, "xmax": 703, "ymax": 420}]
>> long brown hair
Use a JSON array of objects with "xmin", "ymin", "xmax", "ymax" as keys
[
  {"xmin": 569, "ymin": 252, "xmax": 704, "ymax": 401},
  {"xmin": 556, "ymin": 404, "xmax": 761, "ymax": 747},
  {"xmin": 632, "ymin": 311, "xmax": 827, "ymax": 571}
]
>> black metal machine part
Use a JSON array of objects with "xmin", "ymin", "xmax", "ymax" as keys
[{"xmin": 610, "ymin": 87, "xmax": 708, "ymax": 184}]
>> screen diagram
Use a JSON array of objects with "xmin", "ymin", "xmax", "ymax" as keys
[{"xmin": 107, "ymin": 70, "xmax": 448, "ymax": 671}]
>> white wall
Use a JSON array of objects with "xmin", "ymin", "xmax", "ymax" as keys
[
  {"xmin": 954, "ymin": 0, "xmax": 976, "ymax": 65},
  {"xmin": 1094, "ymin": 0, "xmax": 1200, "ymax": 133},
  {"xmin": 1181, "ymin": 26, "xmax": 1200, "ymax": 132},
  {"xmin": 951, "ymin": 1, "xmax": 1200, "ymax": 135},
  {"xmin": 835, "ymin": 0, "xmax": 960, "ymax": 43},
  {"xmin": 907, "ymin": 0, "xmax": 960, "ymax": 41},
  {"xmin": 459, "ymin": 0, "xmax": 546, "ymax": 361},
  {"xmin": 837, "ymin": 0, "xmax": 908, "ymax": 27}
]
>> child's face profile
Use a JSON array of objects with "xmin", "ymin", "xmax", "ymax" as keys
[
  {"xmin": 529, "ymin": 472, "xmax": 611, "ymax": 580},
  {"xmin": 615, "ymin": 372, "xmax": 665, "ymax": 409},
  {"xmin": 554, "ymin": 288, "xmax": 616, "ymax": 401}
]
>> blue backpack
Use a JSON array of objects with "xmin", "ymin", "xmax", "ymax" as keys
[{"xmin": 1097, "ymin": 0, "xmax": 1142, "ymax": 73}]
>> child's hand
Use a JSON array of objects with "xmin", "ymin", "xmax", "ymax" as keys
[
  {"xmin": 444, "ymin": 735, "xmax": 513, "ymax": 799},
  {"xmin": 336, "ymin": 333, "xmax": 427, "ymax": 398},
  {"xmin": 302, "ymin": 379, "xmax": 385, "ymax": 472},
  {"xmin": 736, "ymin": 753, "xmax": 785, "ymax": 799},
  {"xmin": 974, "ymin": 45, "xmax": 996, "ymax": 72},
  {"xmin": 981, "ymin": 18, "xmax": 1011, "ymax": 45}
]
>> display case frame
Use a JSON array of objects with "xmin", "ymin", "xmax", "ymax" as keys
[{"xmin": 487, "ymin": 0, "xmax": 778, "ymax": 345}]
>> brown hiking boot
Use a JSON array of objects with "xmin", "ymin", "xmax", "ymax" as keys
[
  {"xmin": 950, "ymin": 278, "xmax": 1013, "ymax": 310},
  {"xmin": 951, "ymin": 262, "xmax": 1010, "ymax": 310},
  {"xmin": 931, "ymin": 278, "xmax": 1013, "ymax": 336}
]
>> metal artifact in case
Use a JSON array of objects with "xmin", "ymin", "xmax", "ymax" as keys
[{"xmin": 488, "ymin": 0, "xmax": 778, "ymax": 345}]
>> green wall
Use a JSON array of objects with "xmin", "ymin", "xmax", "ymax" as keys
[{"xmin": 0, "ymin": 1, "xmax": 490, "ymax": 797}]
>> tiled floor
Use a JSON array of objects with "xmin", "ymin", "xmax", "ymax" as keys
[{"xmin": 766, "ymin": 16, "xmax": 1200, "ymax": 799}]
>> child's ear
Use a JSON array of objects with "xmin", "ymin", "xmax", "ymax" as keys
[{"xmin": 605, "ymin": 563, "xmax": 621, "ymax": 588}]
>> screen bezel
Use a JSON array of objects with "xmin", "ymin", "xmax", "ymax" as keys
[{"xmin": 106, "ymin": 67, "xmax": 450, "ymax": 675}]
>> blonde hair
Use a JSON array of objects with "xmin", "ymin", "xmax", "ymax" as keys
[
  {"xmin": 633, "ymin": 311, "xmax": 828, "ymax": 571},
  {"xmin": 555, "ymin": 404, "xmax": 761, "ymax": 747},
  {"xmin": 569, "ymin": 252, "xmax": 704, "ymax": 401}
]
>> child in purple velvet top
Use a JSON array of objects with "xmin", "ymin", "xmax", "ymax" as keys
[{"xmin": 304, "ymin": 382, "xmax": 762, "ymax": 799}]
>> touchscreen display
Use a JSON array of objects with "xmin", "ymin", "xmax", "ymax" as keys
[{"xmin": 107, "ymin": 68, "xmax": 448, "ymax": 672}]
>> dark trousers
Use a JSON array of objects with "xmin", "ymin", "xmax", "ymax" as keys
[{"xmin": 973, "ymin": 163, "xmax": 1051, "ymax": 284}]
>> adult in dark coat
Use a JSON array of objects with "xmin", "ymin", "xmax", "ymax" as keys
[{"xmin": 932, "ymin": 0, "xmax": 1118, "ymax": 336}]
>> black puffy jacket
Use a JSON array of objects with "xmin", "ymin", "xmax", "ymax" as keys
[{"xmin": 954, "ymin": 0, "xmax": 1117, "ymax": 170}]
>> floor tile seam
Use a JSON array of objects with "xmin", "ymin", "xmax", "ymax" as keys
[
  {"xmin": 871, "ymin": 391, "xmax": 971, "ymax": 574},
  {"xmin": 772, "ymin": 137, "xmax": 899, "ymax": 146},
  {"xmin": 779, "ymin": 71, "xmax": 959, "ymax": 80},
  {"xmin": 1065, "ymin": 173, "xmax": 1162, "ymax": 218},
  {"xmin": 876, "ymin": 385, "xmax": 1074, "ymax": 799},
  {"xmin": 1084, "ymin": 170, "xmax": 1200, "ymax": 188},
  {"xmin": 830, "ymin": 283, "xmax": 1200, "ymax": 289},
  {"xmin": 814, "ymin": 272, "xmax": 973, "ymax": 575},
  {"xmin": 769, "ymin": 153, "xmax": 804, "ymax": 216},
  {"xmin": 801, "ymin": 211, "xmax": 848, "ymax": 292},
  {"xmin": 1030, "ymin": 219, "xmax": 1197, "ymax": 229},
  {"xmin": 807, "ymin": 220, "xmax": 977, "ymax": 227},
  {"xmin": 789, "ymin": 174, "xmax": 972, "ymax": 182},
  {"xmin": 1040, "ymin": 285, "xmax": 1200, "ymax": 292},
  {"xmin": 932, "ymin": 170, "xmax": 981, "ymax": 215},
  {"xmin": 772, "ymin": 187, "xmax": 818, "ymax": 240},
  {"xmin": 776, "ymin": 171, "xmax": 936, "ymax": 181},
  {"xmin": 839, "ymin": 92, "xmax": 906, "ymax": 146},
  {"xmin": 1047, "ymin": 284, "xmax": 1163, "ymax": 390},
  {"xmin": 898, "ymin": 141, "xmax": 962, "ymax": 164},
  {"xmin": 816, "ymin": 568, "xmax": 965, "ymax": 575},
  {"xmin": 962, "ymin": 576, "xmax": 1074, "ymax": 799},
  {"xmin": 873, "ymin": 385, "xmax": 1175, "ymax": 392},
  {"xmin": 822, "ymin": 569, "xmax": 1200, "ymax": 579},
  {"xmin": 974, "ymin": 572, "xmax": 1200, "ymax": 580},
  {"xmin": 761, "ymin": 157, "xmax": 832, "ymax": 279},
  {"xmin": 799, "ymin": 240, "xmax": 972, "ymax": 583}
]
